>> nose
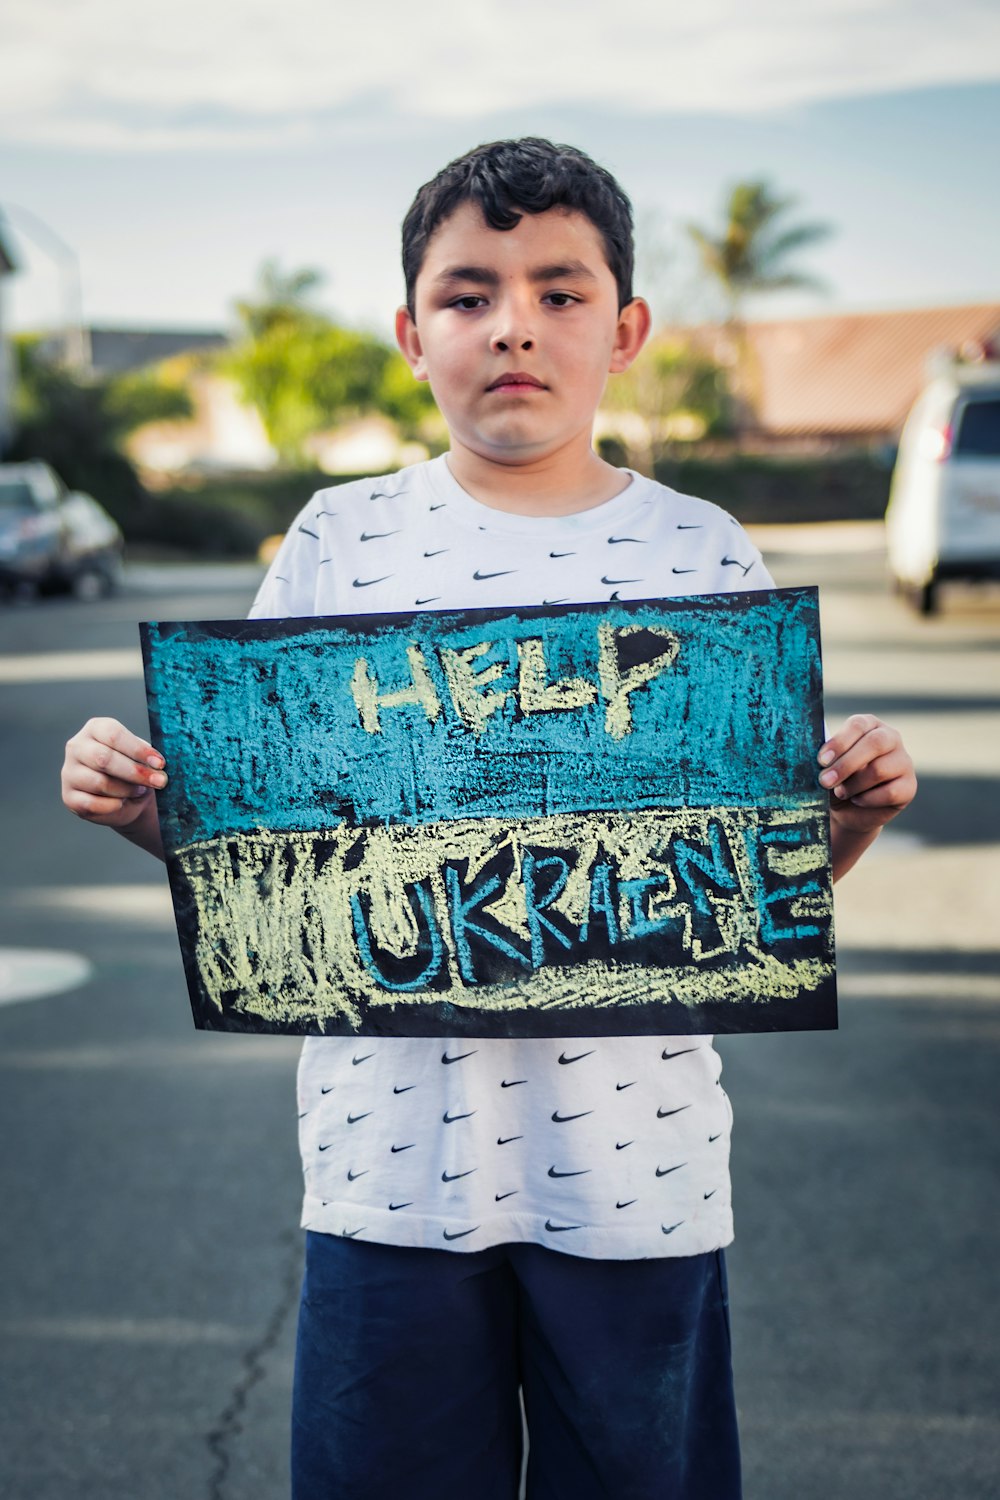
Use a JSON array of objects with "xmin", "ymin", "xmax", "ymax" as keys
[
  {"xmin": 491, "ymin": 331, "xmax": 534, "ymax": 353},
  {"xmin": 489, "ymin": 292, "xmax": 534, "ymax": 353}
]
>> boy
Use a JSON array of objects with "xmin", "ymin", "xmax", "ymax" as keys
[{"xmin": 62, "ymin": 138, "xmax": 916, "ymax": 1499}]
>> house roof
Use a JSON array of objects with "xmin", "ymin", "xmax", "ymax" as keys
[
  {"xmin": 87, "ymin": 326, "xmax": 228, "ymax": 375},
  {"xmin": 680, "ymin": 302, "xmax": 1000, "ymax": 439}
]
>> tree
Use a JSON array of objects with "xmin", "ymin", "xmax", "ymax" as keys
[
  {"xmin": 602, "ymin": 336, "xmax": 733, "ymax": 470},
  {"xmin": 687, "ymin": 181, "xmax": 831, "ymax": 316},
  {"xmin": 686, "ymin": 182, "xmax": 832, "ymax": 436},
  {"xmin": 232, "ymin": 259, "xmax": 327, "ymax": 340},
  {"xmin": 8, "ymin": 336, "xmax": 193, "ymax": 520},
  {"xmin": 225, "ymin": 261, "xmax": 437, "ymax": 463}
]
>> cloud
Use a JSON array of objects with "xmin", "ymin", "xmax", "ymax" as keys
[{"xmin": 4, "ymin": 0, "xmax": 1000, "ymax": 149}]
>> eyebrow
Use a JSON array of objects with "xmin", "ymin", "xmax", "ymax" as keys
[{"xmin": 432, "ymin": 259, "xmax": 600, "ymax": 288}]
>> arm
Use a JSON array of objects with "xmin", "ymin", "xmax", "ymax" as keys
[
  {"xmin": 61, "ymin": 717, "xmax": 167, "ymax": 862},
  {"xmin": 817, "ymin": 714, "xmax": 917, "ymax": 882}
]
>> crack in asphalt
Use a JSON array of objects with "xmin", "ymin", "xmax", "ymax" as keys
[{"xmin": 206, "ymin": 1229, "xmax": 302, "ymax": 1500}]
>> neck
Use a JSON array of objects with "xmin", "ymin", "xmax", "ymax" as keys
[{"xmin": 445, "ymin": 436, "xmax": 632, "ymax": 517}]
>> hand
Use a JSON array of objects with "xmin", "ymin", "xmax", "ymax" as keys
[
  {"xmin": 61, "ymin": 717, "xmax": 167, "ymax": 837},
  {"xmin": 818, "ymin": 713, "xmax": 917, "ymax": 838}
]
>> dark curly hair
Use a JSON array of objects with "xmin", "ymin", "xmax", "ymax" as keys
[{"xmin": 401, "ymin": 137, "xmax": 635, "ymax": 318}]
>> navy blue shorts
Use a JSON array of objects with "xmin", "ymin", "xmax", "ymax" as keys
[{"xmin": 292, "ymin": 1231, "xmax": 741, "ymax": 1499}]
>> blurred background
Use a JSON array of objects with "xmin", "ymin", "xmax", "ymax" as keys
[{"xmin": 1, "ymin": 3, "xmax": 998, "ymax": 1496}]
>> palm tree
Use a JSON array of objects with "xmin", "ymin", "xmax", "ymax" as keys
[
  {"xmin": 233, "ymin": 260, "xmax": 327, "ymax": 340},
  {"xmin": 686, "ymin": 182, "xmax": 832, "ymax": 438}
]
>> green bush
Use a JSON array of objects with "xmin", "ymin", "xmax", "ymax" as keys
[
  {"xmin": 124, "ymin": 470, "xmax": 390, "ymax": 558},
  {"xmin": 651, "ymin": 451, "xmax": 891, "ymax": 525}
]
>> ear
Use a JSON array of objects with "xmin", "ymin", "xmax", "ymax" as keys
[
  {"xmin": 608, "ymin": 296, "xmax": 652, "ymax": 374},
  {"xmin": 395, "ymin": 305, "xmax": 429, "ymax": 382}
]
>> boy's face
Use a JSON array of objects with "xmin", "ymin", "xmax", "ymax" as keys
[{"xmin": 396, "ymin": 201, "xmax": 649, "ymax": 468}]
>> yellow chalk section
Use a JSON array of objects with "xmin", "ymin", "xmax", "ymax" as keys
[{"xmin": 174, "ymin": 805, "xmax": 832, "ymax": 1031}]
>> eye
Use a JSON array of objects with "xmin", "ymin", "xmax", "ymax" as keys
[
  {"xmin": 449, "ymin": 295, "xmax": 486, "ymax": 311},
  {"xmin": 544, "ymin": 292, "xmax": 580, "ymax": 308}
]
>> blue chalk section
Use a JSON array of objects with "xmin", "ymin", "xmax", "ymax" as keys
[{"xmin": 142, "ymin": 589, "xmax": 823, "ymax": 846}]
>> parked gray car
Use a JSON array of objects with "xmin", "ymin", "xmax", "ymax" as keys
[{"xmin": 0, "ymin": 461, "xmax": 124, "ymax": 599}]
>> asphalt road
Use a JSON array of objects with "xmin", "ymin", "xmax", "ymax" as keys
[{"xmin": 0, "ymin": 542, "xmax": 997, "ymax": 1499}]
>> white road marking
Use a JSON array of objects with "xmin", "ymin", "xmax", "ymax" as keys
[
  {"xmin": 0, "ymin": 1317, "xmax": 246, "ymax": 1345},
  {"xmin": 0, "ymin": 948, "xmax": 93, "ymax": 1007},
  {"xmin": 12, "ymin": 884, "xmax": 175, "ymax": 925},
  {"xmin": 0, "ymin": 649, "xmax": 143, "ymax": 684}
]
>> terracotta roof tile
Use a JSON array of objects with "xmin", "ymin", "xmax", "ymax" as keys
[{"xmin": 678, "ymin": 303, "xmax": 1000, "ymax": 438}]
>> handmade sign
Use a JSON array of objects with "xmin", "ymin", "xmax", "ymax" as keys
[{"xmin": 140, "ymin": 587, "xmax": 837, "ymax": 1037}]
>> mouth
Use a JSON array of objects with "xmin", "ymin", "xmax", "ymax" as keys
[{"xmin": 486, "ymin": 372, "xmax": 547, "ymax": 392}]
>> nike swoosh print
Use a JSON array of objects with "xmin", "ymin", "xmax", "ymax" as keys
[
  {"xmin": 500, "ymin": 1079, "xmax": 527, "ymax": 1088},
  {"xmin": 552, "ymin": 1110, "xmax": 593, "ymax": 1123},
  {"xmin": 616, "ymin": 1199, "xmax": 637, "ymax": 1209},
  {"xmin": 661, "ymin": 1221, "xmax": 685, "ymax": 1234},
  {"xmin": 495, "ymin": 1190, "xmax": 518, "ymax": 1202},
  {"xmin": 429, "ymin": 503, "xmax": 446, "ymax": 511},
  {"xmin": 676, "ymin": 524, "xmax": 702, "ymax": 530},
  {"xmin": 547, "ymin": 1166, "xmax": 591, "ymax": 1178},
  {"xmin": 393, "ymin": 1085, "xmax": 415, "ymax": 1094},
  {"xmin": 704, "ymin": 1189, "xmax": 718, "ymax": 1200},
  {"xmin": 353, "ymin": 575, "xmax": 393, "ymax": 587},
  {"xmin": 544, "ymin": 1219, "xmax": 582, "ymax": 1232},
  {"xmin": 721, "ymin": 556, "xmax": 754, "ymax": 574},
  {"xmin": 443, "ymin": 1109, "xmax": 476, "ymax": 1123},
  {"xmin": 318, "ymin": 1143, "xmax": 333, "ymax": 1151},
  {"xmin": 441, "ymin": 1050, "xmax": 477, "ymax": 1065},
  {"xmin": 360, "ymin": 530, "xmax": 399, "ymax": 542},
  {"xmin": 423, "ymin": 548, "xmax": 448, "ymax": 557},
  {"xmin": 543, "ymin": 598, "xmax": 569, "ymax": 606},
  {"xmin": 558, "ymin": 1050, "xmax": 594, "ymax": 1065},
  {"xmin": 415, "ymin": 597, "xmax": 441, "ymax": 605},
  {"xmin": 600, "ymin": 576, "xmax": 641, "ymax": 585},
  {"xmin": 298, "ymin": 1111, "xmax": 309, "ymax": 1119},
  {"xmin": 442, "ymin": 1226, "xmax": 480, "ymax": 1240},
  {"xmin": 498, "ymin": 1135, "xmax": 523, "ymax": 1145},
  {"xmin": 390, "ymin": 1143, "xmax": 414, "ymax": 1153},
  {"xmin": 656, "ymin": 1106, "xmax": 691, "ymax": 1118},
  {"xmin": 442, "ymin": 1169, "xmax": 475, "ymax": 1182},
  {"xmin": 549, "ymin": 550, "xmax": 575, "ymax": 558},
  {"xmin": 709, "ymin": 1133, "xmax": 722, "ymax": 1142},
  {"xmin": 616, "ymin": 1081, "xmax": 635, "ymax": 1091},
  {"xmin": 320, "ymin": 1086, "xmax": 334, "ymax": 1094},
  {"xmin": 341, "ymin": 1227, "xmax": 365, "ymax": 1238},
  {"xmin": 608, "ymin": 536, "xmax": 644, "ymax": 544},
  {"xmin": 662, "ymin": 1048, "xmax": 697, "ymax": 1060},
  {"xmin": 388, "ymin": 1202, "xmax": 412, "ymax": 1211},
  {"xmin": 298, "ymin": 525, "xmax": 319, "ymax": 539},
  {"xmin": 352, "ymin": 1053, "xmax": 374, "ymax": 1065},
  {"xmin": 347, "ymin": 1169, "xmax": 368, "ymax": 1181},
  {"xmin": 473, "ymin": 568, "xmax": 516, "ymax": 580},
  {"xmin": 655, "ymin": 1163, "xmax": 686, "ymax": 1177},
  {"xmin": 615, "ymin": 1141, "xmax": 633, "ymax": 1150},
  {"xmin": 347, "ymin": 1112, "xmax": 372, "ymax": 1124},
  {"xmin": 671, "ymin": 568, "xmax": 697, "ymax": 574}
]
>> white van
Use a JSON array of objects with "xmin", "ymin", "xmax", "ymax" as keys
[{"xmin": 885, "ymin": 362, "xmax": 1000, "ymax": 614}]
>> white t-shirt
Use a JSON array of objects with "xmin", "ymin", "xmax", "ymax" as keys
[{"xmin": 248, "ymin": 453, "xmax": 775, "ymax": 1259}]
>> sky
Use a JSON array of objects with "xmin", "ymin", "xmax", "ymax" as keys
[{"xmin": 2, "ymin": 0, "xmax": 999, "ymax": 343}]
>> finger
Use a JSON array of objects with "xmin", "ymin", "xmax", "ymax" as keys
[
  {"xmin": 839, "ymin": 776, "xmax": 914, "ymax": 811},
  {"xmin": 85, "ymin": 717, "xmax": 165, "ymax": 770},
  {"xmin": 819, "ymin": 723, "xmax": 898, "ymax": 790},
  {"xmin": 72, "ymin": 737, "xmax": 167, "ymax": 788},
  {"xmin": 818, "ymin": 714, "xmax": 882, "ymax": 771},
  {"xmin": 829, "ymin": 748, "xmax": 911, "ymax": 801},
  {"xmin": 63, "ymin": 787, "xmax": 138, "ymax": 821},
  {"xmin": 73, "ymin": 766, "xmax": 155, "ymax": 801}
]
